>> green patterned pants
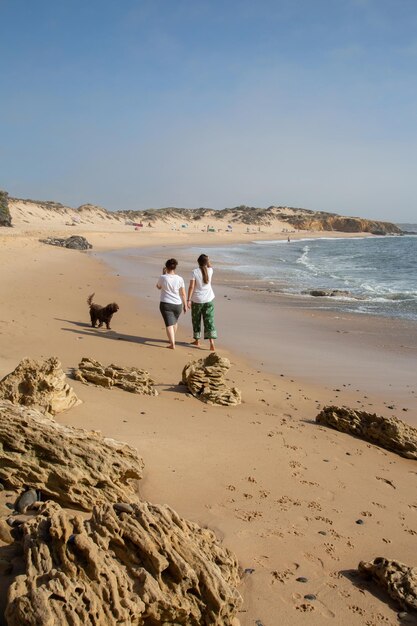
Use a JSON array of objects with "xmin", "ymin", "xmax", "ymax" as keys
[{"xmin": 191, "ymin": 300, "xmax": 217, "ymax": 339}]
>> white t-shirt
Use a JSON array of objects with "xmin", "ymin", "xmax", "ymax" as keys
[
  {"xmin": 157, "ymin": 274, "xmax": 185, "ymax": 305},
  {"xmin": 190, "ymin": 267, "xmax": 215, "ymax": 303}
]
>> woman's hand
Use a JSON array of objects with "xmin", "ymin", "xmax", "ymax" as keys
[{"xmin": 187, "ymin": 300, "xmax": 192, "ymax": 310}]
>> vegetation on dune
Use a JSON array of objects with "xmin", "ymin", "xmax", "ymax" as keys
[
  {"xmin": 6, "ymin": 194, "xmax": 403, "ymax": 235},
  {"xmin": 0, "ymin": 189, "xmax": 12, "ymax": 227}
]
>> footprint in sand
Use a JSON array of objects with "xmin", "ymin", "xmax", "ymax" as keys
[
  {"xmin": 276, "ymin": 496, "xmax": 301, "ymax": 510},
  {"xmin": 307, "ymin": 501, "xmax": 322, "ymax": 511},
  {"xmin": 295, "ymin": 602, "xmax": 315, "ymax": 612},
  {"xmin": 259, "ymin": 490, "xmax": 270, "ymax": 499},
  {"xmin": 371, "ymin": 501, "xmax": 386, "ymax": 509},
  {"xmin": 260, "ymin": 528, "xmax": 284, "ymax": 539},
  {"xmin": 349, "ymin": 605, "xmax": 365, "ymax": 616},
  {"xmin": 271, "ymin": 567, "xmax": 295, "ymax": 584},
  {"xmin": 315, "ymin": 515, "xmax": 333, "ymax": 525},
  {"xmin": 234, "ymin": 509, "xmax": 262, "ymax": 522},
  {"xmin": 289, "ymin": 461, "xmax": 306, "ymax": 470},
  {"xmin": 376, "ymin": 476, "xmax": 396, "ymax": 489}
]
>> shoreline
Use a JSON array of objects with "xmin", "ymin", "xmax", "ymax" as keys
[
  {"xmin": 1, "ymin": 228, "xmax": 417, "ymax": 625},
  {"xmin": 95, "ymin": 241, "xmax": 417, "ymax": 422}
]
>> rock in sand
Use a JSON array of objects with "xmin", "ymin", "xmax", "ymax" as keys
[
  {"xmin": 316, "ymin": 406, "xmax": 417, "ymax": 460},
  {"xmin": 0, "ymin": 356, "xmax": 80, "ymax": 415},
  {"xmin": 182, "ymin": 352, "xmax": 242, "ymax": 406}
]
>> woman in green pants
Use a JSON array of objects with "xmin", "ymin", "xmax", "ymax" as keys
[{"xmin": 187, "ymin": 254, "xmax": 217, "ymax": 351}]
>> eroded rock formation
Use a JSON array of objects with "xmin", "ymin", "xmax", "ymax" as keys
[
  {"xmin": 74, "ymin": 357, "xmax": 158, "ymax": 395},
  {"xmin": 182, "ymin": 353, "xmax": 241, "ymax": 406},
  {"xmin": 316, "ymin": 406, "xmax": 417, "ymax": 460},
  {"xmin": 6, "ymin": 500, "xmax": 242, "ymax": 626},
  {"xmin": 40, "ymin": 235, "xmax": 92, "ymax": 249},
  {"xmin": 280, "ymin": 212, "xmax": 402, "ymax": 235},
  {"xmin": 0, "ymin": 365, "xmax": 242, "ymax": 625},
  {"xmin": 0, "ymin": 357, "xmax": 80, "ymax": 415},
  {"xmin": 358, "ymin": 558, "xmax": 417, "ymax": 611},
  {"xmin": 0, "ymin": 400, "xmax": 144, "ymax": 510}
]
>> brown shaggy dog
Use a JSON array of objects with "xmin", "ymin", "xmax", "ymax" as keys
[{"xmin": 87, "ymin": 293, "xmax": 119, "ymax": 329}]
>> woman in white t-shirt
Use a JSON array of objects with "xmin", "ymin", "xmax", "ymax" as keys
[
  {"xmin": 187, "ymin": 254, "xmax": 217, "ymax": 351},
  {"xmin": 156, "ymin": 258, "xmax": 187, "ymax": 349}
]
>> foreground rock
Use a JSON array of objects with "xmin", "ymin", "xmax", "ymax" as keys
[
  {"xmin": 358, "ymin": 558, "xmax": 417, "ymax": 611},
  {"xmin": 74, "ymin": 357, "xmax": 158, "ymax": 395},
  {"xmin": 0, "ymin": 400, "xmax": 144, "ymax": 510},
  {"xmin": 40, "ymin": 235, "xmax": 92, "ymax": 249},
  {"xmin": 0, "ymin": 357, "xmax": 80, "ymax": 415},
  {"xmin": 316, "ymin": 406, "xmax": 417, "ymax": 460},
  {"xmin": 182, "ymin": 353, "xmax": 241, "ymax": 406},
  {"xmin": 6, "ymin": 500, "xmax": 242, "ymax": 626}
]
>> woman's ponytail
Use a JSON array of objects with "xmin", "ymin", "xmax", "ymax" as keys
[{"xmin": 197, "ymin": 254, "xmax": 210, "ymax": 284}]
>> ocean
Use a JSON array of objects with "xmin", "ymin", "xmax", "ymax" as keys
[{"xmin": 199, "ymin": 226, "xmax": 417, "ymax": 322}]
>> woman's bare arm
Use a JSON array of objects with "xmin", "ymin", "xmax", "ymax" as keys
[{"xmin": 187, "ymin": 279, "xmax": 195, "ymax": 309}]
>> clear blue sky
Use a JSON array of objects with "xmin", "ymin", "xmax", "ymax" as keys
[{"xmin": 1, "ymin": 0, "xmax": 416, "ymax": 221}]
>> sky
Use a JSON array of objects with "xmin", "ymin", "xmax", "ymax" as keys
[{"xmin": 1, "ymin": 0, "xmax": 416, "ymax": 221}]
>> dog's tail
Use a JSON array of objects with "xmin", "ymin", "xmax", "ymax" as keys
[{"xmin": 87, "ymin": 293, "xmax": 95, "ymax": 306}]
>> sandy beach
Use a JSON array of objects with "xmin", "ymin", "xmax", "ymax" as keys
[{"xmin": 1, "ymin": 209, "xmax": 416, "ymax": 625}]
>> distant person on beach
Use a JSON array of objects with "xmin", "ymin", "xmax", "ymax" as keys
[
  {"xmin": 156, "ymin": 259, "xmax": 187, "ymax": 349},
  {"xmin": 187, "ymin": 254, "xmax": 217, "ymax": 351}
]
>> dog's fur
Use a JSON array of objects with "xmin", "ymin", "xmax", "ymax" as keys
[{"xmin": 87, "ymin": 293, "xmax": 119, "ymax": 329}]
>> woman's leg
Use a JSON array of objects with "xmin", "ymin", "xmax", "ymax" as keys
[
  {"xmin": 202, "ymin": 301, "xmax": 217, "ymax": 350},
  {"xmin": 191, "ymin": 303, "xmax": 203, "ymax": 344},
  {"xmin": 165, "ymin": 324, "xmax": 175, "ymax": 348},
  {"xmin": 160, "ymin": 303, "xmax": 181, "ymax": 348}
]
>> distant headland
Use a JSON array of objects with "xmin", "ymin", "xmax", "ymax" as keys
[{"xmin": 0, "ymin": 188, "xmax": 402, "ymax": 235}]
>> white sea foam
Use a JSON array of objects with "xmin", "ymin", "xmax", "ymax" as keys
[{"xmin": 209, "ymin": 233, "xmax": 417, "ymax": 321}]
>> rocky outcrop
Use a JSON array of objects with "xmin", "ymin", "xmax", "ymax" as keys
[
  {"xmin": 40, "ymin": 235, "xmax": 92, "ymax": 249},
  {"xmin": 306, "ymin": 289, "xmax": 350, "ymax": 297},
  {"xmin": 279, "ymin": 211, "xmax": 402, "ymax": 235},
  {"xmin": 182, "ymin": 353, "xmax": 241, "ymax": 406},
  {"xmin": 74, "ymin": 357, "xmax": 158, "ymax": 395},
  {"xmin": 0, "ymin": 189, "xmax": 12, "ymax": 227},
  {"xmin": 358, "ymin": 558, "xmax": 417, "ymax": 611},
  {"xmin": 316, "ymin": 406, "xmax": 417, "ymax": 460},
  {"xmin": 6, "ymin": 500, "xmax": 242, "ymax": 626},
  {"xmin": 0, "ymin": 357, "xmax": 80, "ymax": 415},
  {"xmin": 0, "ymin": 396, "xmax": 242, "ymax": 624},
  {"xmin": 0, "ymin": 400, "xmax": 144, "ymax": 510}
]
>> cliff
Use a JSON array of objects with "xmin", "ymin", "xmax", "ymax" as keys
[{"xmin": 274, "ymin": 208, "xmax": 402, "ymax": 235}]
